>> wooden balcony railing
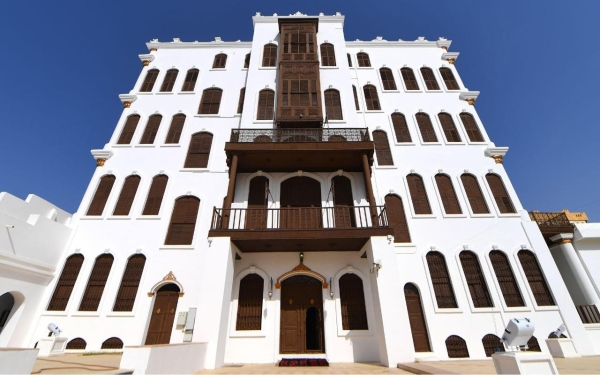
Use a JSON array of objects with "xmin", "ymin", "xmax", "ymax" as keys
[
  {"xmin": 229, "ymin": 128, "xmax": 371, "ymax": 143},
  {"xmin": 529, "ymin": 211, "xmax": 574, "ymax": 237}
]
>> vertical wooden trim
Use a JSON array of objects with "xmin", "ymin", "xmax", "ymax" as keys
[
  {"xmin": 362, "ymin": 154, "xmax": 378, "ymax": 226},
  {"xmin": 222, "ymin": 154, "xmax": 239, "ymax": 228}
]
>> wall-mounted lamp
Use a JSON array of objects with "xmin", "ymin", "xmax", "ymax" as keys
[
  {"xmin": 387, "ymin": 235, "xmax": 394, "ymax": 244},
  {"xmin": 370, "ymin": 261, "xmax": 382, "ymax": 276},
  {"xmin": 329, "ymin": 277, "xmax": 334, "ymax": 298},
  {"xmin": 269, "ymin": 277, "xmax": 273, "ymax": 299},
  {"xmin": 299, "ymin": 252, "xmax": 304, "ymax": 264}
]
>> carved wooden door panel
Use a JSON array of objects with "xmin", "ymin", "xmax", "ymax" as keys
[
  {"xmin": 280, "ymin": 284, "xmax": 301, "ymax": 353},
  {"xmin": 145, "ymin": 287, "xmax": 179, "ymax": 345},
  {"xmin": 302, "ymin": 282, "xmax": 324, "ymax": 353},
  {"xmin": 280, "ymin": 177, "xmax": 322, "ymax": 229},
  {"xmin": 404, "ymin": 284, "xmax": 431, "ymax": 352}
]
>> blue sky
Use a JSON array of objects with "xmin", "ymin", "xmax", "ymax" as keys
[{"xmin": 1, "ymin": 1, "xmax": 599, "ymax": 220}]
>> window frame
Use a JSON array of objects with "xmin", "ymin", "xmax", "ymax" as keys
[
  {"xmin": 515, "ymin": 249, "xmax": 558, "ymax": 311},
  {"xmin": 459, "ymin": 174, "xmax": 492, "ymax": 217},
  {"xmin": 363, "ymin": 84, "xmax": 382, "ymax": 111},
  {"xmin": 459, "ymin": 112, "xmax": 487, "ymax": 144},
  {"xmin": 261, "ymin": 44, "xmax": 278, "ymax": 68},
  {"xmin": 256, "ymin": 89, "xmax": 275, "ymax": 121},
  {"xmin": 405, "ymin": 173, "xmax": 434, "ymax": 216},
  {"xmin": 197, "ymin": 88, "xmax": 223, "ymax": 116},
  {"xmin": 378, "ymin": 67, "xmax": 399, "ymax": 92},
  {"xmin": 141, "ymin": 174, "xmax": 169, "ymax": 216},
  {"xmin": 413, "ymin": 112, "xmax": 441, "ymax": 145},
  {"xmin": 432, "ymin": 174, "xmax": 464, "ymax": 217},
  {"xmin": 159, "ymin": 69, "xmax": 179, "ymax": 93},
  {"xmin": 484, "ymin": 173, "xmax": 518, "ymax": 216},
  {"xmin": 356, "ymin": 52, "xmax": 372, "ymax": 68},
  {"xmin": 436, "ymin": 112, "xmax": 465, "ymax": 144},
  {"xmin": 183, "ymin": 132, "xmax": 213, "ymax": 169},
  {"xmin": 319, "ymin": 43, "xmax": 336, "ymax": 67},
  {"xmin": 423, "ymin": 251, "xmax": 461, "ymax": 313},
  {"xmin": 212, "ymin": 53, "xmax": 228, "ymax": 69},
  {"xmin": 486, "ymin": 249, "xmax": 528, "ymax": 311},
  {"xmin": 333, "ymin": 267, "xmax": 374, "ymax": 337},
  {"xmin": 324, "ymin": 88, "xmax": 343, "ymax": 121},
  {"xmin": 229, "ymin": 268, "xmax": 268, "ymax": 337},
  {"xmin": 390, "ymin": 112, "xmax": 414, "ymax": 145},
  {"xmin": 420, "ymin": 67, "xmax": 442, "ymax": 92},
  {"xmin": 164, "ymin": 196, "xmax": 201, "ymax": 247},
  {"xmin": 181, "ymin": 69, "xmax": 199, "ymax": 93},
  {"xmin": 399, "ymin": 67, "xmax": 422, "ymax": 92}
]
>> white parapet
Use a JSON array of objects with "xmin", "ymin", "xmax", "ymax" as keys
[
  {"xmin": 492, "ymin": 351, "xmax": 558, "ymax": 375},
  {"xmin": 37, "ymin": 337, "xmax": 68, "ymax": 357},
  {"xmin": 120, "ymin": 342, "xmax": 208, "ymax": 374},
  {"xmin": 545, "ymin": 338, "xmax": 580, "ymax": 358},
  {"xmin": 0, "ymin": 348, "xmax": 39, "ymax": 374}
]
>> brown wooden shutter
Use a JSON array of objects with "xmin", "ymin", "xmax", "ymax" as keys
[
  {"xmin": 372, "ymin": 131, "xmax": 393, "ymax": 166},
  {"xmin": 401, "ymin": 68, "xmax": 420, "ymax": 90},
  {"xmin": 347, "ymin": 53, "xmax": 352, "ymax": 67},
  {"xmin": 142, "ymin": 175, "xmax": 168, "ymax": 215},
  {"xmin": 332, "ymin": 176, "xmax": 355, "ymax": 228},
  {"xmin": 262, "ymin": 44, "xmax": 277, "ymax": 67},
  {"xmin": 213, "ymin": 53, "xmax": 227, "ymax": 68},
  {"xmin": 79, "ymin": 254, "xmax": 114, "ymax": 311},
  {"xmin": 257, "ymin": 90, "xmax": 275, "ymax": 120},
  {"xmin": 482, "ymin": 334, "xmax": 505, "ymax": 357},
  {"xmin": 236, "ymin": 274, "xmax": 264, "ymax": 330},
  {"xmin": 324, "ymin": 89, "xmax": 342, "ymax": 120},
  {"xmin": 460, "ymin": 251, "xmax": 493, "ymax": 307},
  {"xmin": 440, "ymin": 67, "xmax": 460, "ymax": 90},
  {"xmin": 459, "ymin": 113, "xmax": 484, "ymax": 142},
  {"xmin": 198, "ymin": 89, "xmax": 223, "ymax": 114},
  {"xmin": 246, "ymin": 176, "xmax": 269, "ymax": 230},
  {"xmin": 426, "ymin": 251, "xmax": 458, "ymax": 308},
  {"xmin": 435, "ymin": 174, "xmax": 462, "ymax": 214},
  {"xmin": 165, "ymin": 196, "xmax": 200, "ymax": 245},
  {"xmin": 184, "ymin": 133, "xmax": 213, "ymax": 168},
  {"xmin": 66, "ymin": 338, "xmax": 87, "ymax": 350},
  {"xmin": 87, "ymin": 175, "xmax": 116, "ymax": 216},
  {"xmin": 165, "ymin": 114, "xmax": 185, "ymax": 144},
  {"xmin": 486, "ymin": 174, "xmax": 516, "ymax": 213},
  {"xmin": 438, "ymin": 113, "xmax": 461, "ymax": 142},
  {"xmin": 181, "ymin": 69, "xmax": 199, "ymax": 91},
  {"xmin": 379, "ymin": 68, "xmax": 397, "ymax": 90},
  {"xmin": 101, "ymin": 337, "xmax": 123, "ymax": 349},
  {"xmin": 113, "ymin": 254, "xmax": 146, "ymax": 311},
  {"xmin": 577, "ymin": 305, "xmax": 600, "ymax": 324},
  {"xmin": 407, "ymin": 174, "xmax": 432, "ymax": 214},
  {"xmin": 416, "ymin": 113, "xmax": 438, "ymax": 142},
  {"xmin": 117, "ymin": 115, "xmax": 140, "ymax": 144},
  {"xmin": 139, "ymin": 115, "xmax": 162, "ymax": 144},
  {"xmin": 339, "ymin": 274, "xmax": 368, "ymax": 330},
  {"xmin": 357, "ymin": 52, "xmax": 371, "ymax": 67},
  {"xmin": 404, "ymin": 283, "xmax": 431, "ymax": 352},
  {"xmin": 363, "ymin": 85, "xmax": 381, "ymax": 110},
  {"xmin": 527, "ymin": 336, "xmax": 541, "ymax": 352},
  {"xmin": 160, "ymin": 69, "xmax": 178, "ymax": 92},
  {"xmin": 113, "ymin": 175, "xmax": 141, "ymax": 216},
  {"xmin": 352, "ymin": 85, "xmax": 359, "ymax": 110},
  {"xmin": 320, "ymin": 43, "xmax": 336, "ymax": 66},
  {"xmin": 47, "ymin": 254, "xmax": 84, "ymax": 311},
  {"xmin": 489, "ymin": 250, "xmax": 525, "ymax": 307},
  {"xmin": 460, "ymin": 174, "xmax": 489, "ymax": 214},
  {"xmin": 420, "ymin": 67, "xmax": 440, "ymax": 90},
  {"xmin": 237, "ymin": 88, "xmax": 245, "ymax": 114},
  {"xmin": 244, "ymin": 53, "xmax": 250, "ymax": 68},
  {"xmin": 391, "ymin": 113, "xmax": 412, "ymax": 142},
  {"xmin": 385, "ymin": 195, "xmax": 411, "ymax": 243},
  {"xmin": 140, "ymin": 69, "xmax": 159, "ymax": 92},
  {"xmin": 446, "ymin": 335, "xmax": 470, "ymax": 358},
  {"xmin": 518, "ymin": 250, "xmax": 555, "ymax": 306}
]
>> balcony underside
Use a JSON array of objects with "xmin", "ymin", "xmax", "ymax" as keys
[{"xmin": 208, "ymin": 227, "xmax": 394, "ymax": 252}]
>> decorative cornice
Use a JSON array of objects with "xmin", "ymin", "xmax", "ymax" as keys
[
  {"xmin": 275, "ymin": 262, "xmax": 328, "ymax": 289},
  {"xmin": 484, "ymin": 147, "xmax": 509, "ymax": 164},
  {"xmin": 436, "ymin": 38, "xmax": 452, "ymax": 50},
  {"xmin": 459, "ymin": 91, "xmax": 480, "ymax": 105},
  {"xmin": 550, "ymin": 233, "xmax": 574, "ymax": 245},
  {"xmin": 148, "ymin": 271, "xmax": 185, "ymax": 297},
  {"xmin": 139, "ymin": 54, "xmax": 154, "ymax": 66},
  {"xmin": 119, "ymin": 94, "xmax": 137, "ymax": 108},
  {"xmin": 442, "ymin": 52, "xmax": 459, "ymax": 64},
  {"xmin": 146, "ymin": 40, "xmax": 252, "ymax": 50},
  {"xmin": 91, "ymin": 150, "xmax": 114, "ymax": 167}
]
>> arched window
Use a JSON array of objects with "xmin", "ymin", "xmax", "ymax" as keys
[
  {"xmin": 140, "ymin": 69, "xmax": 159, "ymax": 92},
  {"xmin": 379, "ymin": 68, "xmax": 397, "ymax": 90},
  {"xmin": 460, "ymin": 251, "xmax": 493, "ymax": 307},
  {"xmin": 79, "ymin": 254, "xmax": 114, "ymax": 311},
  {"xmin": 257, "ymin": 89, "xmax": 275, "ymax": 120},
  {"xmin": 549, "ymin": 332, "xmax": 568, "ymax": 339},
  {"xmin": 435, "ymin": 174, "xmax": 461, "ymax": 214},
  {"xmin": 66, "ymin": 338, "xmax": 87, "ymax": 350},
  {"xmin": 113, "ymin": 175, "xmax": 141, "ymax": 216},
  {"xmin": 486, "ymin": 174, "xmax": 516, "ymax": 213},
  {"xmin": 142, "ymin": 175, "xmax": 168, "ymax": 215},
  {"xmin": 446, "ymin": 335, "xmax": 469, "ymax": 358},
  {"xmin": 391, "ymin": 113, "xmax": 411, "ymax": 142},
  {"xmin": 339, "ymin": 274, "xmax": 368, "ymax": 330},
  {"xmin": 352, "ymin": 85, "xmax": 359, "ymax": 110},
  {"xmin": 165, "ymin": 114, "xmax": 185, "ymax": 144},
  {"xmin": 184, "ymin": 132, "xmax": 213, "ymax": 168},
  {"xmin": 440, "ymin": 67, "xmax": 460, "ymax": 90},
  {"xmin": 490, "ymin": 250, "xmax": 525, "ymax": 307},
  {"xmin": 101, "ymin": 337, "xmax": 123, "ymax": 350},
  {"xmin": 438, "ymin": 113, "xmax": 461, "ymax": 142},
  {"xmin": 372, "ymin": 130, "xmax": 393, "ymax": 166},
  {"xmin": 324, "ymin": 89, "xmax": 342, "ymax": 120},
  {"xmin": 461, "ymin": 174, "xmax": 489, "ymax": 214},
  {"xmin": 527, "ymin": 336, "xmax": 541, "ymax": 352},
  {"xmin": 244, "ymin": 53, "xmax": 250, "ymax": 69},
  {"xmin": 416, "ymin": 112, "xmax": 438, "ymax": 142},
  {"xmin": 363, "ymin": 85, "xmax": 381, "ymax": 110},
  {"xmin": 357, "ymin": 52, "xmax": 371, "ymax": 67},
  {"xmin": 246, "ymin": 176, "xmax": 269, "ymax": 230},
  {"xmin": 482, "ymin": 334, "xmax": 505, "ymax": 357},
  {"xmin": 332, "ymin": 176, "xmax": 355, "ymax": 228},
  {"xmin": 236, "ymin": 273, "xmax": 264, "ymax": 330},
  {"xmin": 47, "ymin": 254, "xmax": 84, "ymax": 311},
  {"xmin": 181, "ymin": 69, "xmax": 199, "ymax": 92},
  {"xmin": 404, "ymin": 283, "xmax": 431, "ymax": 352},
  {"xmin": 198, "ymin": 88, "xmax": 222, "ymax": 114},
  {"xmin": 160, "ymin": 69, "xmax": 178, "ymax": 92},
  {"xmin": 385, "ymin": 195, "xmax": 410, "ymax": 242},
  {"xmin": 113, "ymin": 254, "xmax": 146, "ymax": 311},
  {"xmin": 401, "ymin": 68, "xmax": 420, "ymax": 90},
  {"xmin": 420, "ymin": 67, "xmax": 440, "ymax": 90},
  {"xmin": 426, "ymin": 251, "xmax": 457, "ymax": 308},
  {"xmin": 347, "ymin": 53, "xmax": 352, "ymax": 67},
  {"xmin": 320, "ymin": 43, "xmax": 336, "ymax": 66},
  {"xmin": 87, "ymin": 175, "xmax": 116, "ymax": 216},
  {"xmin": 407, "ymin": 174, "xmax": 432, "ymax": 214},
  {"xmin": 165, "ymin": 196, "xmax": 200, "ymax": 245},
  {"xmin": 237, "ymin": 88, "xmax": 245, "ymax": 114},
  {"xmin": 117, "ymin": 115, "xmax": 140, "ymax": 144},
  {"xmin": 459, "ymin": 113, "xmax": 484, "ymax": 142},
  {"xmin": 518, "ymin": 250, "xmax": 555, "ymax": 306},
  {"xmin": 140, "ymin": 114, "xmax": 162, "ymax": 144},
  {"xmin": 212, "ymin": 53, "xmax": 227, "ymax": 69},
  {"xmin": 262, "ymin": 44, "xmax": 277, "ymax": 67}
]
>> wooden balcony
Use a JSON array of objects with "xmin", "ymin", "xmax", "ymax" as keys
[
  {"xmin": 208, "ymin": 205, "xmax": 394, "ymax": 252},
  {"xmin": 224, "ymin": 128, "xmax": 374, "ymax": 172},
  {"xmin": 529, "ymin": 211, "xmax": 574, "ymax": 237}
]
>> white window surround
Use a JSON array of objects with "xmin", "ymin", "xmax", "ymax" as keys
[
  {"xmin": 453, "ymin": 250, "xmax": 500, "ymax": 313},
  {"xmin": 430, "ymin": 175, "xmax": 467, "ymax": 219},
  {"xmin": 512, "ymin": 249, "xmax": 560, "ymax": 312},
  {"xmin": 453, "ymin": 174, "xmax": 495, "ymax": 218},
  {"xmin": 398, "ymin": 67, "xmax": 423, "ymax": 93},
  {"xmin": 228, "ymin": 267, "xmax": 269, "ymax": 338},
  {"xmin": 483, "ymin": 250, "xmax": 531, "ymax": 312},
  {"xmin": 421, "ymin": 251, "xmax": 463, "ymax": 314},
  {"xmin": 332, "ymin": 266, "xmax": 375, "ymax": 337}
]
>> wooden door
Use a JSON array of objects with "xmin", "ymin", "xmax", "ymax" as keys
[
  {"xmin": 145, "ymin": 284, "xmax": 180, "ymax": 345},
  {"xmin": 332, "ymin": 176, "xmax": 355, "ymax": 228},
  {"xmin": 404, "ymin": 283, "xmax": 431, "ymax": 352},
  {"xmin": 246, "ymin": 177, "xmax": 269, "ymax": 229},
  {"xmin": 280, "ymin": 177, "xmax": 322, "ymax": 229}
]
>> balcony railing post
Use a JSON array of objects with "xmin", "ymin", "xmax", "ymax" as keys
[
  {"xmin": 222, "ymin": 154, "xmax": 239, "ymax": 229},
  {"xmin": 362, "ymin": 153, "xmax": 379, "ymax": 227}
]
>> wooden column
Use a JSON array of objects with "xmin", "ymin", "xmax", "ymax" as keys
[
  {"xmin": 222, "ymin": 154, "xmax": 239, "ymax": 228},
  {"xmin": 362, "ymin": 153, "xmax": 378, "ymax": 227}
]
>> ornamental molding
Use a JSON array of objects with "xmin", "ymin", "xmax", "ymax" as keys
[
  {"xmin": 345, "ymin": 41, "xmax": 442, "ymax": 48},
  {"xmin": 484, "ymin": 147, "xmax": 509, "ymax": 164},
  {"xmin": 275, "ymin": 262, "xmax": 328, "ymax": 289},
  {"xmin": 442, "ymin": 52, "xmax": 459, "ymax": 64},
  {"xmin": 459, "ymin": 91, "xmax": 480, "ymax": 105},
  {"xmin": 550, "ymin": 233, "xmax": 574, "ymax": 245},
  {"xmin": 146, "ymin": 41, "xmax": 252, "ymax": 50},
  {"xmin": 91, "ymin": 150, "xmax": 114, "ymax": 167},
  {"xmin": 148, "ymin": 271, "xmax": 185, "ymax": 297},
  {"xmin": 437, "ymin": 38, "xmax": 452, "ymax": 50},
  {"xmin": 139, "ymin": 54, "xmax": 155, "ymax": 66},
  {"xmin": 119, "ymin": 94, "xmax": 137, "ymax": 108}
]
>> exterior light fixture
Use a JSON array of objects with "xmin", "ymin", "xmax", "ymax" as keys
[
  {"xmin": 329, "ymin": 277, "xmax": 334, "ymax": 298},
  {"xmin": 299, "ymin": 252, "xmax": 304, "ymax": 263},
  {"xmin": 370, "ymin": 261, "xmax": 382, "ymax": 275},
  {"xmin": 269, "ymin": 277, "xmax": 273, "ymax": 299}
]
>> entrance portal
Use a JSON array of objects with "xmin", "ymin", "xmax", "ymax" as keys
[
  {"xmin": 145, "ymin": 284, "xmax": 180, "ymax": 345},
  {"xmin": 280, "ymin": 275, "xmax": 324, "ymax": 354},
  {"xmin": 0, "ymin": 292, "xmax": 15, "ymax": 335}
]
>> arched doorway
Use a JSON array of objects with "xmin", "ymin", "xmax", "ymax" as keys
[
  {"xmin": 0, "ymin": 292, "xmax": 15, "ymax": 335},
  {"xmin": 246, "ymin": 176, "xmax": 269, "ymax": 229},
  {"xmin": 280, "ymin": 275, "xmax": 324, "ymax": 353},
  {"xmin": 404, "ymin": 283, "xmax": 431, "ymax": 352},
  {"xmin": 145, "ymin": 284, "xmax": 180, "ymax": 345},
  {"xmin": 280, "ymin": 176, "xmax": 322, "ymax": 229},
  {"xmin": 332, "ymin": 176, "xmax": 355, "ymax": 228}
]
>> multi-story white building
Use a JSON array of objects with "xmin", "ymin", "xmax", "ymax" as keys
[{"xmin": 4, "ymin": 12, "xmax": 599, "ymax": 369}]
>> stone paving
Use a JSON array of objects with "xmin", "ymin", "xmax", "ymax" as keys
[
  {"xmin": 31, "ymin": 353, "xmax": 124, "ymax": 374},
  {"xmin": 199, "ymin": 363, "xmax": 412, "ymax": 374}
]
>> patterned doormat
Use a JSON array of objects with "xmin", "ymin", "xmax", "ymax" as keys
[{"xmin": 279, "ymin": 358, "xmax": 329, "ymax": 367}]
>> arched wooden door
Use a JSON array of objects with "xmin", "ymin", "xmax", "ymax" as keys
[
  {"xmin": 332, "ymin": 176, "xmax": 355, "ymax": 228},
  {"xmin": 280, "ymin": 177, "xmax": 322, "ymax": 229},
  {"xmin": 246, "ymin": 176, "xmax": 269, "ymax": 229},
  {"xmin": 404, "ymin": 283, "xmax": 431, "ymax": 352},
  {"xmin": 0, "ymin": 293, "xmax": 15, "ymax": 335},
  {"xmin": 145, "ymin": 284, "xmax": 180, "ymax": 345}
]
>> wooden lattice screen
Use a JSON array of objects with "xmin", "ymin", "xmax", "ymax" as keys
[
  {"xmin": 339, "ymin": 274, "xmax": 368, "ymax": 330},
  {"xmin": 446, "ymin": 335, "xmax": 469, "ymax": 358},
  {"xmin": 426, "ymin": 252, "xmax": 458, "ymax": 308},
  {"xmin": 47, "ymin": 254, "xmax": 84, "ymax": 311},
  {"xmin": 79, "ymin": 254, "xmax": 114, "ymax": 311},
  {"xmin": 113, "ymin": 254, "xmax": 146, "ymax": 311}
]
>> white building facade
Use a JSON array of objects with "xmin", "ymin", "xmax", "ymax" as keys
[{"xmin": 8, "ymin": 12, "xmax": 599, "ymax": 368}]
